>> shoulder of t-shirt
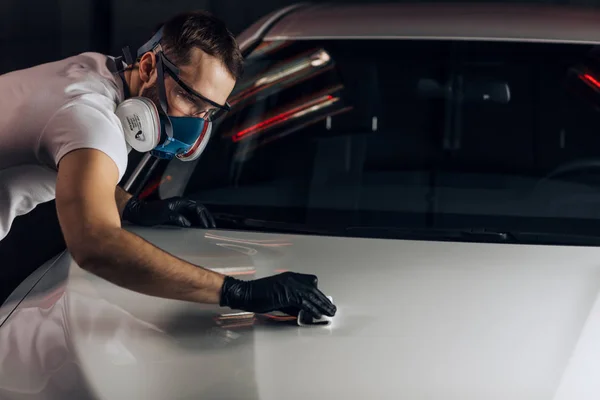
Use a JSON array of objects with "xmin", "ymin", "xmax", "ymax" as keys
[
  {"xmin": 36, "ymin": 53, "xmax": 130, "ymax": 181},
  {"xmin": 59, "ymin": 52, "xmax": 125, "ymax": 104}
]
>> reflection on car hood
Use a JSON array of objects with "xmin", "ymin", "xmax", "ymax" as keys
[{"xmin": 1, "ymin": 227, "xmax": 600, "ymax": 400}]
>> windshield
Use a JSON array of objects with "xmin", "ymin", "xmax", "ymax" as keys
[{"xmin": 142, "ymin": 39, "xmax": 600, "ymax": 244}]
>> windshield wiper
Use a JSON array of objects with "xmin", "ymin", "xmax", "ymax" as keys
[
  {"xmin": 344, "ymin": 226, "xmax": 519, "ymax": 243},
  {"xmin": 214, "ymin": 214, "xmax": 517, "ymax": 242},
  {"xmin": 346, "ymin": 226, "xmax": 600, "ymax": 246}
]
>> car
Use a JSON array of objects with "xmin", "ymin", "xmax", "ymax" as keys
[{"xmin": 4, "ymin": 2, "xmax": 600, "ymax": 399}]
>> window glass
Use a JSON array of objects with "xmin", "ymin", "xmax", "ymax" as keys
[{"xmin": 151, "ymin": 39, "xmax": 600, "ymax": 243}]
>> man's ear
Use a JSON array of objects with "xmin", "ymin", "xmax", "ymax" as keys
[{"xmin": 138, "ymin": 52, "xmax": 158, "ymax": 85}]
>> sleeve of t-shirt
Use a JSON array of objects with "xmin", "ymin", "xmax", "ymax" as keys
[{"xmin": 39, "ymin": 92, "xmax": 129, "ymax": 182}]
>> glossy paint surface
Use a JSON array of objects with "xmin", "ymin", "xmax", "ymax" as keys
[
  {"xmin": 265, "ymin": 3, "xmax": 600, "ymax": 44},
  {"xmin": 2, "ymin": 227, "xmax": 600, "ymax": 399}
]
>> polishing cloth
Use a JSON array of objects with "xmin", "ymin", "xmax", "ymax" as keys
[{"xmin": 297, "ymin": 296, "xmax": 334, "ymax": 326}]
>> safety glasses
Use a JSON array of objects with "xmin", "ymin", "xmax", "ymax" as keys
[{"xmin": 158, "ymin": 52, "xmax": 231, "ymax": 122}]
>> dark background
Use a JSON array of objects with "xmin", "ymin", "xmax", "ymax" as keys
[{"xmin": 0, "ymin": 0, "xmax": 595, "ymax": 74}]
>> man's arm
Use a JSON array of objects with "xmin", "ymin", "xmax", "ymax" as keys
[{"xmin": 56, "ymin": 148, "xmax": 225, "ymax": 303}]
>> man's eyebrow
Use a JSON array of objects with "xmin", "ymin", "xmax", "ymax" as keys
[{"xmin": 178, "ymin": 73, "xmax": 206, "ymax": 97}]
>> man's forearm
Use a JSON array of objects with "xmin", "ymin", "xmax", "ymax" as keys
[
  {"xmin": 76, "ymin": 227, "xmax": 225, "ymax": 304},
  {"xmin": 115, "ymin": 186, "xmax": 132, "ymax": 218}
]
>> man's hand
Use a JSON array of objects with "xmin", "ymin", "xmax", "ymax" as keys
[
  {"xmin": 123, "ymin": 196, "xmax": 216, "ymax": 228},
  {"xmin": 220, "ymin": 272, "xmax": 337, "ymax": 319}
]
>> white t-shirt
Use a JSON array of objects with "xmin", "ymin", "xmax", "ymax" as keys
[{"xmin": 0, "ymin": 52, "xmax": 129, "ymax": 241}]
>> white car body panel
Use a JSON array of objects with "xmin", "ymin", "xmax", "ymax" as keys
[{"xmin": 2, "ymin": 227, "xmax": 600, "ymax": 399}]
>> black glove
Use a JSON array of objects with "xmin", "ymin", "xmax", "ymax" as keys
[
  {"xmin": 219, "ymin": 272, "xmax": 337, "ymax": 319},
  {"xmin": 123, "ymin": 196, "xmax": 216, "ymax": 228}
]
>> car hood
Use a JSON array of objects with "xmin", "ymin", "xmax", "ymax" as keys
[{"xmin": 1, "ymin": 227, "xmax": 600, "ymax": 400}]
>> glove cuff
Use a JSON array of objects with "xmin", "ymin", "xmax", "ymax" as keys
[{"xmin": 219, "ymin": 276, "xmax": 245, "ymax": 309}]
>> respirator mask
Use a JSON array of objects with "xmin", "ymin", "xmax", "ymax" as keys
[{"xmin": 110, "ymin": 27, "xmax": 231, "ymax": 161}]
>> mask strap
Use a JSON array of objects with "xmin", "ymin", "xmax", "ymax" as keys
[
  {"xmin": 137, "ymin": 27, "xmax": 164, "ymax": 59},
  {"xmin": 110, "ymin": 26, "xmax": 164, "ymax": 100},
  {"xmin": 106, "ymin": 55, "xmax": 131, "ymax": 100},
  {"xmin": 156, "ymin": 54, "xmax": 174, "ymax": 140},
  {"xmin": 120, "ymin": 70, "xmax": 131, "ymax": 100}
]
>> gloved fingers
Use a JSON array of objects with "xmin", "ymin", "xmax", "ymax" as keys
[
  {"xmin": 204, "ymin": 207, "xmax": 217, "ymax": 228},
  {"xmin": 278, "ymin": 272, "xmax": 334, "ymax": 316},
  {"xmin": 177, "ymin": 200, "xmax": 202, "ymax": 226},
  {"xmin": 306, "ymin": 286, "xmax": 337, "ymax": 317},
  {"xmin": 301, "ymin": 298, "xmax": 323, "ymax": 320},
  {"xmin": 196, "ymin": 205, "xmax": 215, "ymax": 229},
  {"xmin": 192, "ymin": 202, "xmax": 216, "ymax": 228},
  {"xmin": 168, "ymin": 212, "xmax": 192, "ymax": 227},
  {"xmin": 181, "ymin": 201, "xmax": 215, "ymax": 229},
  {"xmin": 195, "ymin": 206, "xmax": 216, "ymax": 229},
  {"xmin": 197, "ymin": 207, "xmax": 209, "ymax": 228}
]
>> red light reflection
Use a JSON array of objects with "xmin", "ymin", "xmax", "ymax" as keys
[
  {"xmin": 139, "ymin": 175, "xmax": 172, "ymax": 200},
  {"xmin": 581, "ymin": 73, "xmax": 600, "ymax": 90},
  {"xmin": 232, "ymin": 95, "xmax": 335, "ymax": 142}
]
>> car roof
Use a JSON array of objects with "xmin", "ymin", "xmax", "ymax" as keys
[{"xmin": 262, "ymin": 3, "xmax": 600, "ymax": 44}]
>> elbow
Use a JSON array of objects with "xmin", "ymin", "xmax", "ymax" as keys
[
  {"xmin": 67, "ymin": 227, "xmax": 120, "ymax": 273},
  {"xmin": 69, "ymin": 247, "xmax": 98, "ymax": 273}
]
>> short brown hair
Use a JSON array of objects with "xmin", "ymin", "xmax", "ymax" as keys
[{"xmin": 158, "ymin": 10, "xmax": 244, "ymax": 80}]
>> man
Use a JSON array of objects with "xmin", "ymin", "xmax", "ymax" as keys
[{"xmin": 0, "ymin": 10, "xmax": 336, "ymax": 321}]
